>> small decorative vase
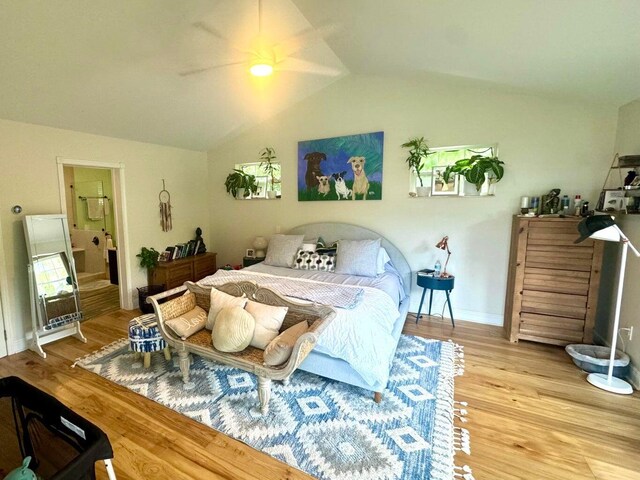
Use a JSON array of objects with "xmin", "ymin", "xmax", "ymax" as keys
[
  {"xmin": 235, "ymin": 188, "xmax": 245, "ymax": 199},
  {"xmin": 415, "ymin": 186, "xmax": 430, "ymax": 197},
  {"xmin": 267, "ymin": 190, "xmax": 277, "ymax": 199}
]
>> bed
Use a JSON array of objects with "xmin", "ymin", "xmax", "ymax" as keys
[{"xmin": 199, "ymin": 222, "xmax": 411, "ymax": 400}]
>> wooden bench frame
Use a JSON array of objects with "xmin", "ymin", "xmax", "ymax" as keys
[{"xmin": 148, "ymin": 281, "xmax": 336, "ymax": 415}]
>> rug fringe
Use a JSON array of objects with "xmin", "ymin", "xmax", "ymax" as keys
[
  {"xmin": 446, "ymin": 340, "xmax": 474, "ymax": 480},
  {"xmin": 71, "ymin": 338, "xmax": 129, "ymax": 368},
  {"xmin": 454, "ymin": 464, "xmax": 476, "ymax": 479}
]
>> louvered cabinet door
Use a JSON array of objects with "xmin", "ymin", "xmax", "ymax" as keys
[{"xmin": 504, "ymin": 217, "xmax": 603, "ymax": 345}]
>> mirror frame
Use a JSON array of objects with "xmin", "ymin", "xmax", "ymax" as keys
[{"xmin": 23, "ymin": 214, "xmax": 86, "ymax": 358}]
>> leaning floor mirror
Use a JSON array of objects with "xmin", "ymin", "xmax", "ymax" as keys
[{"xmin": 23, "ymin": 214, "xmax": 86, "ymax": 358}]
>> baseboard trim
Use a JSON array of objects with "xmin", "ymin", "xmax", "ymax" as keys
[
  {"xmin": 628, "ymin": 363, "xmax": 640, "ymax": 390},
  {"xmin": 409, "ymin": 308, "xmax": 503, "ymax": 326},
  {"xmin": 9, "ymin": 337, "xmax": 28, "ymax": 355}
]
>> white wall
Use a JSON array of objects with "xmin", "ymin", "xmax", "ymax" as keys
[
  {"xmin": 596, "ymin": 98, "xmax": 640, "ymax": 387},
  {"xmin": 208, "ymin": 74, "xmax": 618, "ymax": 324},
  {"xmin": 0, "ymin": 119, "xmax": 209, "ymax": 354}
]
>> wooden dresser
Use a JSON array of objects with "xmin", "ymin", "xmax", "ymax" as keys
[
  {"xmin": 148, "ymin": 252, "xmax": 217, "ymax": 290},
  {"xmin": 504, "ymin": 216, "xmax": 603, "ymax": 346}
]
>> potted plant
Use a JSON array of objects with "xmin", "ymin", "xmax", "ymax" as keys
[
  {"xmin": 402, "ymin": 137, "xmax": 432, "ymax": 196},
  {"xmin": 259, "ymin": 147, "xmax": 280, "ymax": 199},
  {"xmin": 136, "ymin": 246, "xmax": 160, "ymax": 270},
  {"xmin": 442, "ymin": 155, "xmax": 505, "ymax": 195},
  {"xmin": 224, "ymin": 169, "xmax": 258, "ymax": 199},
  {"xmin": 136, "ymin": 247, "xmax": 162, "ymax": 312}
]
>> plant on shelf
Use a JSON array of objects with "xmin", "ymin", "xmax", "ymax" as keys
[
  {"xmin": 259, "ymin": 147, "xmax": 280, "ymax": 199},
  {"xmin": 401, "ymin": 136, "xmax": 433, "ymax": 196},
  {"xmin": 442, "ymin": 155, "xmax": 505, "ymax": 192},
  {"xmin": 137, "ymin": 246, "xmax": 160, "ymax": 270},
  {"xmin": 224, "ymin": 169, "xmax": 258, "ymax": 199}
]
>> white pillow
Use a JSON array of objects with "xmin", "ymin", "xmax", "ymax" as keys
[
  {"xmin": 165, "ymin": 306, "xmax": 207, "ymax": 340},
  {"xmin": 264, "ymin": 234, "xmax": 305, "ymax": 268},
  {"xmin": 377, "ymin": 247, "xmax": 391, "ymax": 274},
  {"xmin": 206, "ymin": 288, "xmax": 248, "ymax": 330},
  {"xmin": 245, "ymin": 300, "xmax": 288, "ymax": 349},
  {"xmin": 335, "ymin": 238, "xmax": 381, "ymax": 277},
  {"xmin": 212, "ymin": 307, "xmax": 255, "ymax": 352}
]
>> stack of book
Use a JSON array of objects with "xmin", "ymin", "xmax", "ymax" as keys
[{"xmin": 161, "ymin": 239, "xmax": 201, "ymax": 261}]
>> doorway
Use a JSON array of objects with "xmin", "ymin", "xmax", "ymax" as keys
[{"xmin": 57, "ymin": 158, "xmax": 132, "ymax": 319}]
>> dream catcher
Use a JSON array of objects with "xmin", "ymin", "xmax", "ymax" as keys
[{"xmin": 159, "ymin": 179, "xmax": 172, "ymax": 232}]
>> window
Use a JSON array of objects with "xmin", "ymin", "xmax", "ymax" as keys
[
  {"xmin": 235, "ymin": 161, "xmax": 281, "ymax": 199},
  {"xmin": 410, "ymin": 145, "xmax": 497, "ymax": 195}
]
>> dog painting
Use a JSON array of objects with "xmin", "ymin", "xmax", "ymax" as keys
[
  {"xmin": 304, "ymin": 152, "xmax": 326, "ymax": 188},
  {"xmin": 298, "ymin": 132, "xmax": 383, "ymax": 201},
  {"xmin": 316, "ymin": 175, "xmax": 331, "ymax": 196},
  {"xmin": 331, "ymin": 171, "xmax": 351, "ymax": 200}
]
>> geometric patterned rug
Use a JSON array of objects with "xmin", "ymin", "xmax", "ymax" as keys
[{"xmin": 76, "ymin": 335, "xmax": 471, "ymax": 480}]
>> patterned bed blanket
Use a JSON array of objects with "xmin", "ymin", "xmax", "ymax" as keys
[
  {"xmin": 201, "ymin": 269, "xmax": 364, "ymax": 309},
  {"xmin": 199, "ymin": 269, "xmax": 400, "ymax": 387}
]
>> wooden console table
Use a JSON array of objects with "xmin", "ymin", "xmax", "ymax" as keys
[{"xmin": 148, "ymin": 252, "xmax": 216, "ymax": 290}]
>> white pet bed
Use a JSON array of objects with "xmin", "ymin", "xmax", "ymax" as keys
[{"xmin": 565, "ymin": 344, "xmax": 630, "ymax": 377}]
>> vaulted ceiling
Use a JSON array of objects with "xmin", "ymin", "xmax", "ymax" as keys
[{"xmin": 1, "ymin": 0, "xmax": 638, "ymax": 151}]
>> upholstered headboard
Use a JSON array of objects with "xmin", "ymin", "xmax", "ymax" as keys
[{"xmin": 288, "ymin": 222, "xmax": 411, "ymax": 297}]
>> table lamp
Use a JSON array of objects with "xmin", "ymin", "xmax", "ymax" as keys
[
  {"xmin": 435, "ymin": 236, "xmax": 452, "ymax": 277},
  {"xmin": 575, "ymin": 215, "xmax": 639, "ymax": 394},
  {"xmin": 253, "ymin": 236, "xmax": 268, "ymax": 258}
]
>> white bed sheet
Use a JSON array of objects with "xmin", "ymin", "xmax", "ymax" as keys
[{"xmin": 199, "ymin": 268, "xmax": 401, "ymax": 387}]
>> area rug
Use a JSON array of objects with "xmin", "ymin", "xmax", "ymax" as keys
[{"xmin": 76, "ymin": 335, "xmax": 471, "ymax": 480}]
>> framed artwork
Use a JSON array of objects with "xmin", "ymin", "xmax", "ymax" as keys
[
  {"xmin": 297, "ymin": 131, "xmax": 384, "ymax": 201},
  {"xmin": 253, "ymin": 175, "xmax": 268, "ymax": 199},
  {"xmin": 431, "ymin": 166, "xmax": 458, "ymax": 195},
  {"xmin": 245, "ymin": 249, "xmax": 255, "ymax": 258}
]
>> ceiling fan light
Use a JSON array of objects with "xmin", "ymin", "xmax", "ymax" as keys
[{"xmin": 249, "ymin": 62, "xmax": 273, "ymax": 77}]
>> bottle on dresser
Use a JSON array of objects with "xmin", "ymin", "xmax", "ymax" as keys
[{"xmin": 574, "ymin": 194, "xmax": 582, "ymax": 216}]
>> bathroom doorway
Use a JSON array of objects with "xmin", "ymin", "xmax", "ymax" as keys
[{"xmin": 57, "ymin": 158, "xmax": 131, "ymax": 320}]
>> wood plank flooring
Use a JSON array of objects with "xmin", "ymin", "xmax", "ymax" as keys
[{"xmin": 0, "ymin": 310, "xmax": 638, "ymax": 480}]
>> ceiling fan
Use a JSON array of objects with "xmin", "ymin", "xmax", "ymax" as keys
[{"xmin": 180, "ymin": 0, "xmax": 342, "ymax": 78}]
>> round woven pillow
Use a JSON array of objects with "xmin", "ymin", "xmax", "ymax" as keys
[{"xmin": 212, "ymin": 306, "xmax": 255, "ymax": 352}]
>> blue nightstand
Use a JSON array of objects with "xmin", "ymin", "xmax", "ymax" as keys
[{"xmin": 415, "ymin": 269, "xmax": 455, "ymax": 327}]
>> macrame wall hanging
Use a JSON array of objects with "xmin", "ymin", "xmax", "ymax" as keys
[{"xmin": 159, "ymin": 179, "xmax": 172, "ymax": 232}]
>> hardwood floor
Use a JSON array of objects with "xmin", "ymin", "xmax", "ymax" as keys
[{"xmin": 1, "ymin": 310, "xmax": 638, "ymax": 480}]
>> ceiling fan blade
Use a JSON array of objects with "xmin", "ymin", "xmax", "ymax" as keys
[
  {"xmin": 275, "ymin": 23, "xmax": 342, "ymax": 58},
  {"xmin": 192, "ymin": 21, "xmax": 250, "ymax": 55},
  {"xmin": 276, "ymin": 57, "xmax": 343, "ymax": 77},
  {"xmin": 179, "ymin": 61, "xmax": 245, "ymax": 77}
]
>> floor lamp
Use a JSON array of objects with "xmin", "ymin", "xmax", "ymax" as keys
[{"xmin": 575, "ymin": 215, "xmax": 639, "ymax": 394}]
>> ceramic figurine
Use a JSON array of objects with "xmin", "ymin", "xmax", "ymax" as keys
[
  {"xmin": 194, "ymin": 227, "xmax": 207, "ymax": 254},
  {"xmin": 5, "ymin": 457, "xmax": 39, "ymax": 480}
]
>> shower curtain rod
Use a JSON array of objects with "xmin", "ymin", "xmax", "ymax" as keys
[{"xmin": 78, "ymin": 195, "xmax": 109, "ymax": 200}]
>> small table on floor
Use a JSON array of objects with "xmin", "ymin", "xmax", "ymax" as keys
[{"xmin": 415, "ymin": 269, "xmax": 455, "ymax": 327}]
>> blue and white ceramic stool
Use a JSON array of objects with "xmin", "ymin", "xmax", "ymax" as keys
[{"xmin": 128, "ymin": 314, "xmax": 171, "ymax": 368}]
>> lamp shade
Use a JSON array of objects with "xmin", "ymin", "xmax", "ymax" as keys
[
  {"xmin": 574, "ymin": 215, "xmax": 615, "ymax": 243},
  {"xmin": 253, "ymin": 236, "xmax": 268, "ymax": 257}
]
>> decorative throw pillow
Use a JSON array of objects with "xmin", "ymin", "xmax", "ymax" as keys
[
  {"xmin": 160, "ymin": 292, "xmax": 196, "ymax": 320},
  {"xmin": 335, "ymin": 238, "xmax": 381, "ymax": 277},
  {"xmin": 263, "ymin": 320, "xmax": 309, "ymax": 366},
  {"xmin": 165, "ymin": 306, "xmax": 207, "ymax": 340},
  {"xmin": 211, "ymin": 307, "xmax": 255, "ymax": 352},
  {"xmin": 377, "ymin": 247, "xmax": 392, "ymax": 275},
  {"xmin": 293, "ymin": 250, "xmax": 336, "ymax": 272},
  {"xmin": 263, "ymin": 234, "xmax": 304, "ymax": 268},
  {"xmin": 245, "ymin": 300, "xmax": 288, "ymax": 349},
  {"xmin": 206, "ymin": 288, "xmax": 248, "ymax": 330}
]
